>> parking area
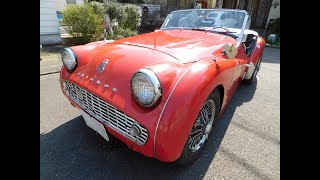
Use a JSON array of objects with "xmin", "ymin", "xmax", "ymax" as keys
[{"xmin": 40, "ymin": 47, "xmax": 279, "ymax": 179}]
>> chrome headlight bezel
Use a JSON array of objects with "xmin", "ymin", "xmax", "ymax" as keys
[
  {"xmin": 61, "ymin": 47, "xmax": 77, "ymax": 72},
  {"xmin": 130, "ymin": 68, "xmax": 162, "ymax": 107}
]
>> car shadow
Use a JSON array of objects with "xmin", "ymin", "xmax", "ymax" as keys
[{"xmin": 40, "ymin": 81, "xmax": 257, "ymax": 180}]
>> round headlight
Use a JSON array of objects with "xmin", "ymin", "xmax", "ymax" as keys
[
  {"xmin": 130, "ymin": 69, "xmax": 162, "ymax": 107},
  {"xmin": 61, "ymin": 48, "xmax": 77, "ymax": 71}
]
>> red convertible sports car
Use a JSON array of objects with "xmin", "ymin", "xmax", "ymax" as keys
[{"xmin": 60, "ymin": 9, "xmax": 265, "ymax": 164}]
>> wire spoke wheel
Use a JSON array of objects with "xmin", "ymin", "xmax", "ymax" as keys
[{"xmin": 188, "ymin": 99, "xmax": 216, "ymax": 152}]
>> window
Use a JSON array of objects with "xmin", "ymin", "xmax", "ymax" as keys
[
  {"xmin": 207, "ymin": 12, "xmax": 218, "ymax": 18},
  {"xmin": 56, "ymin": 11, "xmax": 63, "ymax": 21},
  {"xmin": 220, "ymin": 13, "xmax": 226, "ymax": 20}
]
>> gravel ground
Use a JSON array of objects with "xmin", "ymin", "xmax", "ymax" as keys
[
  {"xmin": 40, "ymin": 45, "xmax": 64, "ymax": 62},
  {"xmin": 40, "ymin": 45, "xmax": 64, "ymax": 75}
]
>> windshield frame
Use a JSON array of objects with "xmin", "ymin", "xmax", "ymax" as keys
[{"xmin": 160, "ymin": 9, "xmax": 250, "ymax": 48}]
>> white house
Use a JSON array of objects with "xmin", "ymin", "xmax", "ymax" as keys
[
  {"xmin": 40, "ymin": 0, "xmax": 84, "ymax": 45},
  {"xmin": 266, "ymin": 0, "xmax": 280, "ymax": 29}
]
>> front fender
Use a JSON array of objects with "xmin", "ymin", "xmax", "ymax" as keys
[{"xmin": 154, "ymin": 57, "xmax": 236, "ymax": 162}]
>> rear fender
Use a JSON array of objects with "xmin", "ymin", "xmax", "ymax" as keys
[
  {"xmin": 244, "ymin": 37, "xmax": 265, "ymax": 79},
  {"xmin": 251, "ymin": 37, "xmax": 265, "ymax": 65}
]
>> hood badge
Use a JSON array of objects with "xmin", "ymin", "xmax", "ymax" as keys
[
  {"xmin": 76, "ymin": 72, "xmax": 115, "ymax": 92},
  {"xmin": 97, "ymin": 59, "xmax": 109, "ymax": 72}
]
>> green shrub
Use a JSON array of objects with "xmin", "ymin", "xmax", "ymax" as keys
[
  {"xmin": 88, "ymin": 1, "xmax": 106, "ymax": 18},
  {"xmin": 62, "ymin": 3, "xmax": 104, "ymax": 44},
  {"xmin": 63, "ymin": 1, "xmax": 142, "ymax": 44},
  {"xmin": 104, "ymin": 1, "xmax": 127, "ymax": 26},
  {"xmin": 122, "ymin": 4, "xmax": 142, "ymax": 31},
  {"xmin": 112, "ymin": 27, "xmax": 138, "ymax": 39},
  {"xmin": 104, "ymin": 2, "xmax": 141, "ymax": 38}
]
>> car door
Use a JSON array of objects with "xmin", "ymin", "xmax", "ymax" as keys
[{"xmin": 225, "ymin": 43, "xmax": 248, "ymax": 97}]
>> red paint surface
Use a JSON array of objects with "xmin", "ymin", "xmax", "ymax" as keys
[{"xmin": 60, "ymin": 29, "xmax": 265, "ymax": 162}]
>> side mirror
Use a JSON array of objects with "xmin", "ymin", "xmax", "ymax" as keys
[{"xmin": 221, "ymin": 43, "xmax": 238, "ymax": 59}]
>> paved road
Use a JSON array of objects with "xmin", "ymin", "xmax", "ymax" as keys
[{"xmin": 40, "ymin": 47, "xmax": 280, "ymax": 180}]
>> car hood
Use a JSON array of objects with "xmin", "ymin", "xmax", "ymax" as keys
[{"xmin": 113, "ymin": 29, "xmax": 237, "ymax": 63}]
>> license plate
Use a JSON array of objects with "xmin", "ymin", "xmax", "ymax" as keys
[{"xmin": 80, "ymin": 110, "xmax": 109, "ymax": 141}]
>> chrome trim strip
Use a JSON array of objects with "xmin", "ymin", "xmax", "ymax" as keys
[{"xmin": 153, "ymin": 63, "xmax": 199, "ymax": 157}]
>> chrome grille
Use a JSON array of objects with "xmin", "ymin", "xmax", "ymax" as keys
[{"xmin": 64, "ymin": 81, "xmax": 148, "ymax": 146}]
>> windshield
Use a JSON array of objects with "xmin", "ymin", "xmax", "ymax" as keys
[
  {"xmin": 160, "ymin": 9, "xmax": 250, "ymax": 47},
  {"xmin": 161, "ymin": 9, "xmax": 249, "ymax": 30}
]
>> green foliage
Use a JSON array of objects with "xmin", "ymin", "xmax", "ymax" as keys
[
  {"xmin": 122, "ymin": 4, "xmax": 142, "ymax": 31},
  {"xmin": 104, "ymin": 1, "xmax": 127, "ymax": 26},
  {"xmin": 137, "ymin": 0, "xmax": 145, "ymax": 3},
  {"xmin": 112, "ymin": 27, "xmax": 138, "ymax": 39},
  {"xmin": 88, "ymin": 1, "xmax": 106, "ymax": 18},
  {"xmin": 62, "ymin": 1, "xmax": 141, "ymax": 44},
  {"xmin": 62, "ymin": 3, "xmax": 104, "ymax": 44},
  {"xmin": 265, "ymin": 18, "xmax": 280, "ymax": 47},
  {"xmin": 104, "ymin": 1, "xmax": 141, "ymax": 38}
]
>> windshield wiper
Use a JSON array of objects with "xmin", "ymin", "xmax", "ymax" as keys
[
  {"xmin": 162, "ymin": 27, "xmax": 236, "ymax": 34},
  {"xmin": 212, "ymin": 31, "xmax": 237, "ymax": 34},
  {"xmin": 203, "ymin": 27, "xmax": 235, "ymax": 33},
  {"xmin": 191, "ymin": 28, "xmax": 206, "ymax": 31},
  {"xmin": 162, "ymin": 27, "xmax": 206, "ymax": 31}
]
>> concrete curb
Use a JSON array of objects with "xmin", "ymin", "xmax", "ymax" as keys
[
  {"xmin": 265, "ymin": 44, "xmax": 280, "ymax": 49},
  {"xmin": 40, "ymin": 71, "xmax": 61, "ymax": 76},
  {"xmin": 40, "ymin": 62, "xmax": 62, "ymax": 76}
]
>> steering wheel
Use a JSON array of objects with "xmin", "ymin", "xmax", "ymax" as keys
[{"xmin": 210, "ymin": 27, "xmax": 230, "ymax": 32}]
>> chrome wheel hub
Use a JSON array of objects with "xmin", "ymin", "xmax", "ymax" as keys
[
  {"xmin": 205, "ymin": 120, "xmax": 213, "ymax": 137},
  {"xmin": 188, "ymin": 99, "xmax": 216, "ymax": 152}
]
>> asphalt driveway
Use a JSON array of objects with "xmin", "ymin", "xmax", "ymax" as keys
[{"xmin": 40, "ymin": 47, "xmax": 280, "ymax": 179}]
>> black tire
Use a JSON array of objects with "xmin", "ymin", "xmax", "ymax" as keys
[
  {"xmin": 244, "ymin": 53, "xmax": 263, "ymax": 84},
  {"xmin": 175, "ymin": 89, "xmax": 221, "ymax": 165}
]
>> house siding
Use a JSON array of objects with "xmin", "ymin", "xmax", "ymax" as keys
[
  {"xmin": 40, "ymin": 0, "xmax": 64, "ymax": 45},
  {"xmin": 40, "ymin": 0, "xmax": 61, "ymax": 35}
]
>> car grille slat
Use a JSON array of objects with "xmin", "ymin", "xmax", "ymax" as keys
[{"xmin": 64, "ymin": 81, "xmax": 148, "ymax": 146}]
